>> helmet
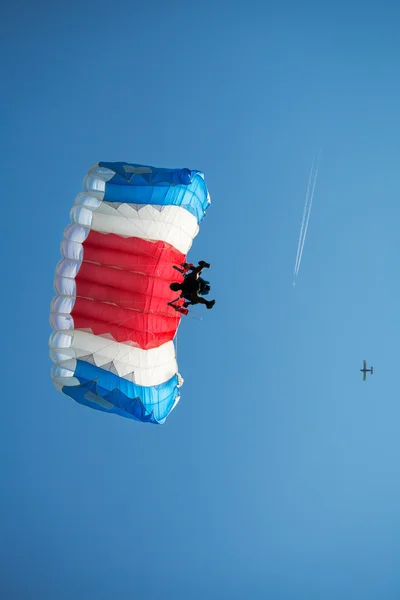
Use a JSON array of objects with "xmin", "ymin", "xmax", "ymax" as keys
[{"xmin": 170, "ymin": 282, "xmax": 182, "ymax": 292}]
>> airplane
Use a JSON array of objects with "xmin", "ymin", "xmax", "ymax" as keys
[{"xmin": 360, "ymin": 360, "xmax": 374, "ymax": 381}]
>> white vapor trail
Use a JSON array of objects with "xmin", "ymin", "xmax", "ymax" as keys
[
  {"xmin": 295, "ymin": 157, "xmax": 320, "ymax": 274},
  {"xmin": 293, "ymin": 153, "xmax": 321, "ymax": 285},
  {"xmin": 293, "ymin": 160, "xmax": 314, "ymax": 278}
]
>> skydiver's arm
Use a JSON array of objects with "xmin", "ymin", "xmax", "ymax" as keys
[{"xmin": 173, "ymin": 266, "xmax": 186, "ymax": 274}]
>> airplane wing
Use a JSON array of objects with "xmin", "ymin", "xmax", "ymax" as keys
[
  {"xmin": 363, "ymin": 360, "xmax": 367, "ymax": 369},
  {"xmin": 363, "ymin": 371, "xmax": 366, "ymax": 381}
]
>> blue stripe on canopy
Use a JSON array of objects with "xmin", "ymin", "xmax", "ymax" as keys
[
  {"xmin": 62, "ymin": 360, "xmax": 180, "ymax": 424},
  {"xmin": 98, "ymin": 161, "xmax": 209, "ymax": 223}
]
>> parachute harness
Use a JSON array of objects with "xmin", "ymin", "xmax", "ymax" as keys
[{"xmin": 167, "ymin": 262, "xmax": 195, "ymax": 315}]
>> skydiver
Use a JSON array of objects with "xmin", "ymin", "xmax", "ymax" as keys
[{"xmin": 170, "ymin": 261, "xmax": 216, "ymax": 309}]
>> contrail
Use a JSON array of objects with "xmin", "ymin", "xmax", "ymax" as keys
[
  {"xmin": 295, "ymin": 156, "xmax": 320, "ymax": 275},
  {"xmin": 293, "ymin": 152, "xmax": 321, "ymax": 285},
  {"xmin": 293, "ymin": 159, "xmax": 314, "ymax": 279}
]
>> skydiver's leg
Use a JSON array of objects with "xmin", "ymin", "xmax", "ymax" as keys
[
  {"xmin": 183, "ymin": 292, "xmax": 202, "ymax": 307},
  {"xmin": 183, "ymin": 295, "xmax": 215, "ymax": 309},
  {"xmin": 189, "ymin": 292, "xmax": 215, "ymax": 308},
  {"xmin": 193, "ymin": 297, "xmax": 215, "ymax": 309},
  {"xmin": 187, "ymin": 261, "xmax": 210, "ymax": 279},
  {"xmin": 188, "ymin": 266, "xmax": 202, "ymax": 278},
  {"xmin": 198, "ymin": 261, "xmax": 210, "ymax": 269}
]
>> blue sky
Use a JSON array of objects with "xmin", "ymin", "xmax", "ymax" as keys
[{"xmin": 2, "ymin": 1, "xmax": 400, "ymax": 598}]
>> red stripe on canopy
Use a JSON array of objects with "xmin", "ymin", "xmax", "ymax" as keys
[{"xmin": 71, "ymin": 233, "xmax": 186, "ymax": 348}]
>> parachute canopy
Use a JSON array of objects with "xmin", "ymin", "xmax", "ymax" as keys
[{"xmin": 49, "ymin": 162, "xmax": 210, "ymax": 423}]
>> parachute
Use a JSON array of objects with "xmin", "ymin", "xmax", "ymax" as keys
[{"xmin": 49, "ymin": 162, "xmax": 210, "ymax": 423}]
